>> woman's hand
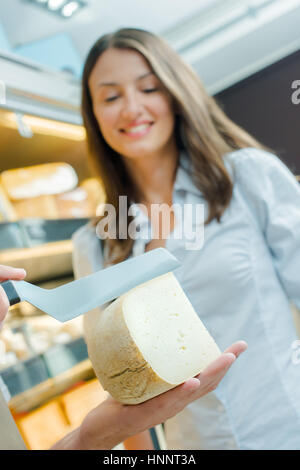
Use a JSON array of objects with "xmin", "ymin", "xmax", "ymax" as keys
[
  {"xmin": 57, "ymin": 340, "xmax": 247, "ymax": 450},
  {"xmin": 0, "ymin": 265, "xmax": 26, "ymax": 324}
]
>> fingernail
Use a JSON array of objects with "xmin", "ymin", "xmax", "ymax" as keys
[
  {"xmin": 184, "ymin": 378, "xmax": 200, "ymax": 392},
  {"xmin": 17, "ymin": 268, "xmax": 26, "ymax": 275},
  {"xmin": 190, "ymin": 378, "xmax": 200, "ymax": 387},
  {"xmin": 225, "ymin": 352, "xmax": 236, "ymax": 361}
]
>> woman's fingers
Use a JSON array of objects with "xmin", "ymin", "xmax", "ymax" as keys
[
  {"xmin": 223, "ymin": 340, "xmax": 248, "ymax": 358},
  {"xmin": 137, "ymin": 346, "xmax": 242, "ymax": 420},
  {"xmin": 145, "ymin": 341, "xmax": 247, "ymax": 412},
  {"xmin": 137, "ymin": 356, "xmax": 229, "ymax": 427},
  {"xmin": 192, "ymin": 353, "xmax": 235, "ymax": 394},
  {"xmin": 0, "ymin": 265, "xmax": 26, "ymax": 282},
  {"xmin": 194, "ymin": 341, "xmax": 248, "ymax": 383},
  {"xmin": 0, "ymin": 265, "xmax": 26, "ymax": 323},
  {"xmin": 0, "ymin": 285, "xmax": 10, "ymax": 323},
  {"xmin": 130, "ymin": 376, "xmax": 201, "ymax": 431},
  {"xmin": 191, "ymin": 341, "xmax": 247, "ymax": 398}
]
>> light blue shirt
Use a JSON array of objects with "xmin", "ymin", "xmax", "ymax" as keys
[{"xmin": 72, "ymin": 147, "xmax": 300, "ymax": 450}]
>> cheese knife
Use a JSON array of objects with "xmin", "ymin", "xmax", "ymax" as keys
[{"xmin": 0, "ymin": 248, "xmax": 180, "ymax": 322}]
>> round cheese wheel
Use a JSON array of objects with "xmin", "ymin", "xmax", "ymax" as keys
[{"xmin": 85, "ymin": 272, "xmax": 221, "ymax": 404}]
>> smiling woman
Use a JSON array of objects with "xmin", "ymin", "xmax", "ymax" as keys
[
  {"xmin": 81, "ymin": 27, "xmax": 263, "ymax": 264},
  {"xmin": 75, "ymin": 27, "xmax": 300, "ymax": 451}
]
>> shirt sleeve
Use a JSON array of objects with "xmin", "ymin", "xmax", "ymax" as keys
[
  {"xmin": 230, "ymin": 147, "xmax": 300, "ymax": 310},
  {"xmin": 71, "ymin": 223, "xmax": 105, "ymax": 339},
  {"xmin": 71, "ymin": 223, "xmax": 104, "ymax": 279}
]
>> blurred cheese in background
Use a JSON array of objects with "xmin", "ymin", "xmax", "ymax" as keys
[
  {"xmin": 80, "ymin": 177, "xmax": 106, "ymax": 211},
  {"xmin": 0, "ymin": 328, "xmax": 29, "ymax": 362},
  {"xmin": 55, "ymin": 178, "xmax": 105, "ymax": 218},
  {"xmin": 0, "ymin": 162, "xmax": 76, "ymax": 219},
  {"xmin": 0, "ymin": 163, "xmax": 105, "ymax": 220},
  {"xmin": 12, "ymin": 195, "xmax": 59, "ymax": 219},
  {"xmin": 0, "ymin": 184, "xmax": 17, "ymax": 221},
  {"xmin": 1, "ymin": 162, "xmax": 78, "ymax": 199},
  {"xmin": 0, "ymin": 312, "xmax": 84, "ymax": 369},
  {"xmin": 55, "ymin": 187, "xmax": 91, "ymax": 219}
]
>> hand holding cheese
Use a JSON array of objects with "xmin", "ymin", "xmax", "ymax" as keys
[
  {"xmin": 85, "ymin": 272, "xmax": 222, "ymax": 404},
  {"xmin": 52, "ymin": 340, "xmax": 247, "ymax": 450}
]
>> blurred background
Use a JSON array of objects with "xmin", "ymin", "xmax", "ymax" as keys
[{"xmin": 0, "ymin": 0, "xmax": 299, "ymax": 450}]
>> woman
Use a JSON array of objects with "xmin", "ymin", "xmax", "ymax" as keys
[
  {"xmin": 0, "ymin": 265, "xmax": 245, "ymax": 450},
  {"xmin": 73, "ymin": 28, "xmax": 300, "ymax": 449}
]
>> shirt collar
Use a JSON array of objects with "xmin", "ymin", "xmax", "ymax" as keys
[
  {"xmin": 173, "ymin": 152, "xmax": 202, "ymax": 197},
  {"xmin": 129, "ymin": 152, "xmax": 202, "ymax": 229}
]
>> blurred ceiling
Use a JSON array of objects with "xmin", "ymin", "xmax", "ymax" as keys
[
  {"xmin": 0, "ymin": 0, "xmax": 216, "ymax": 59},
  {"xmin": 0, "ymin": 0, "xmax": 299, "ymax": 172},
  {"xmin": 0, "ymin": 0, "xmax": 300, "ymax": 93},
  {"xmin": 0, "ymin": 0, "xmax": 300, "ymax": 123}
]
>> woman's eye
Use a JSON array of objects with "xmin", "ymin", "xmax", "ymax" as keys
[
  {"xmin": 143, "ymin": 88, "xmax": 158, "ymax": 93},
  {"xmin": 105, "ymin": 95, "xmax": 118, "ymax": 102}
]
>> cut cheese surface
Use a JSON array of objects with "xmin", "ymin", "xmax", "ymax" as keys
[
  {"xmin": 85, "ymin": 272, "xmax": 221, "ymax": 404},
  {"xmin": 123, "ymin": 273, "xmax": 220, "ymax": 384}
]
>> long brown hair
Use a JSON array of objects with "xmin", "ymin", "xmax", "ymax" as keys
[{"xmin": 82, "ymin": 28, "xmax": 265, "ymax": 263}]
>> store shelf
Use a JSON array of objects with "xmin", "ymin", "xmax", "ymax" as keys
[
  {"xmin": 0, "ymin": 239, "xmax": 73, "ymax": 282},
  {"xmin": 9, "ymin": 358, "xmax": 95, "ymax": 414}
]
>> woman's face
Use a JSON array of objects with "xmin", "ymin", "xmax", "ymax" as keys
[{"xmin": 88, "ymin": 47, "xmax": 177, "ymax": 161}]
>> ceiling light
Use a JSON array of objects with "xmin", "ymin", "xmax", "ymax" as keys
[
  {"xmin": 61, "ymin": 1, "xmax": 80, "ymax": 17},
  {"xmin": 48, "ymin": 0, "xmax": 67, "ymax": 10},
  {"xmin": 25, "ymin": 0, "xmax": 86, "ymax": 18}
]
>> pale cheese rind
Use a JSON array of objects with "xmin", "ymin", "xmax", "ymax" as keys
[{"xmin": 85, "ymin": 296, "xmax": 175, "ymax": 404}]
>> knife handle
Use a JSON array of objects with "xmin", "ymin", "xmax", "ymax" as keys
[{"xmin": 1, "ymin": 281, "xmax": 21, "ymax": 306}]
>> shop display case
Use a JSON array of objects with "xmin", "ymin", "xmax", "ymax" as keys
[{"xmin": 0, "ymin": 110, "xmax": 110, "ymax": 449}]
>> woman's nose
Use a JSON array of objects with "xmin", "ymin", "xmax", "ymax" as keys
[{"xmin": 120, "ymin": 91, "xmax": 143, "ymax": 121}]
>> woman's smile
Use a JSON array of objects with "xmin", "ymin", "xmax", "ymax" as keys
[{"xmin": 119, "ymin": 121, "xmax": 154, "ymax": 138}]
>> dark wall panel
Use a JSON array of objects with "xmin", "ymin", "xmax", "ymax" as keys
[{"xmin": 215, "ymin": 49, "xmax": 300, "ymax": 174}]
